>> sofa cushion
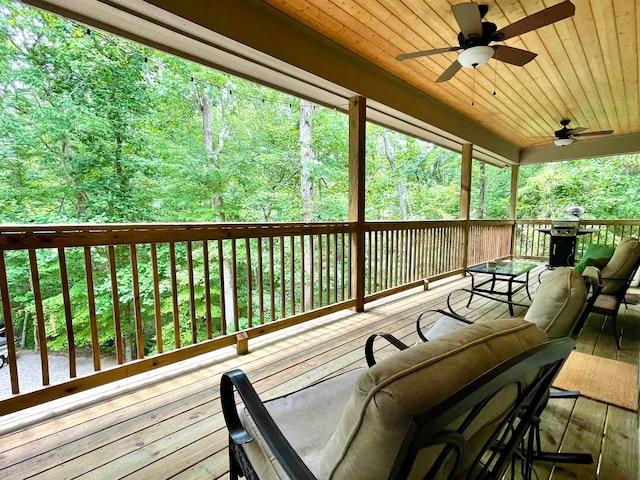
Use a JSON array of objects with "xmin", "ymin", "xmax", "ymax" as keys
[
  {"xmin": 524, "ymin": 267, "xmax": 587, "ymax": 338},
  {"xmin": 600, "ymin": 237, "xmax": 640, "ymax": 294},
  {"xmin": 318, "ymin": 319, "xmax": 547, "ymax": 479}
]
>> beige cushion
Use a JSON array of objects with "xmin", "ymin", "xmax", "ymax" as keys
[
  {"xmin": 524, "ymin": 267, "xmax": 587, "ymax": 338},
  {"xmin": 600, "ymin": 237, "xmax": 640, "ymax": 294},
  {"xmin": 420, "ymin": 315, "xmax": 471, "ymax": 341},
  {"xmin": 319, "ymin": 319, "xmax": 547, "ymax": 479}
]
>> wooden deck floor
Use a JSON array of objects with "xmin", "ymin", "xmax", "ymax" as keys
[{"xmin": 0, "ymin": 270, "xmax": 638, "ymax": 479}]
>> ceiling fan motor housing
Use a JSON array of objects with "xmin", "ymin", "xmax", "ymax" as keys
[{"xmin": 457, "ymin": 22, "xmax": 497, "ymax": 48}]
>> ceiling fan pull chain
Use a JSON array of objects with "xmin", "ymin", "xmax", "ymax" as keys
[
  {"xmin": 493, "ymin": 58, "xmax": 498, "ymax": 96},
  {"xmin": 472, "ymin": 66, "xmax": 476, "ymax": 106}
]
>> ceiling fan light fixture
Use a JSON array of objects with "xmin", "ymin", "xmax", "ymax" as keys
[
  {"xmin": 457, "ymin": 46, "xmax": 494, "ymax": 68},
  {"xmin": 554, "ymin": 138, "xmax": 574, "ymax": 146}
]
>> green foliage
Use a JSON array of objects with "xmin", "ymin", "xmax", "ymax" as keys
[
  {"xmin": 0, "ymin": 0, "xmax": 637, "ymax": 359},
  {"xmin": 517, "ymin": 157, "xmax": 640, "ymax": 219}
]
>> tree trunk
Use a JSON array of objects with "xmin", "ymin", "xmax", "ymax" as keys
[
  {"xmin": 60, "ymin": 137, "xmax": 89, "ymax": 217},
  {"xmin": 21, "ymin": 311, "xmax": 28, "ymax": 348},
  {"xmin": 477, "ymin": 162, "xmax": 486, "ymax": 219},
  {"xmin": 28, "ymin": 274, "xmax": 38, "ymax": 352},
  {"xmin": 382, "ymin": 130, "xmax": 408, "ymax": 220},
  {"xmin": 124, "ymin": 334, "xmax": 133, "ymax": 363},
  {"xmin": 300, "ymin": 99, "xmax": 315, "ymax": 309},
  {"xmin": 199, "ymin": 89, "xmax": 235, "ymax": 330}
]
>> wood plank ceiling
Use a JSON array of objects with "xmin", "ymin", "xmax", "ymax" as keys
[{"xmin": 263, "ymin": 0, "xmax": 639, "ymax": 150}]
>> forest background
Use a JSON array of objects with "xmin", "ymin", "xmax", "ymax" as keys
[{"xmin": 1, "ymin": 0, "xmax": 638, "ymax": 357}]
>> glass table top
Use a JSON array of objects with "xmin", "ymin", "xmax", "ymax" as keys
[{"xmin": 465, "ymin": 261, "xmax": 539, "ymax": 276}]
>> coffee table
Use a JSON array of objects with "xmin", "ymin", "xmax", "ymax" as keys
[{"xmin": 464, "ymin": 261, "xmax": 539, "ymax": 315}]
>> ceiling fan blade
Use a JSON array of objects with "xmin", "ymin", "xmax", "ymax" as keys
[
  {"xmin": 573, "ymin": 130, "xmax": 614, "ymax": 137},
  {"xmin": 436, "ymin": 61, "xmax": 463, "ymax": 83},
  {"xmin": 396, "ymin": 46, "xmax": 461, "ymax": 61},
  {"xmin": 567, "ymin": 127, "xmax": 588, "ymax": 135},
  {"xmin": 452, "ymin": 2, "xmax": 483, "ymax": 38},
  {"xmin": 492, "ymin": 45, "xmax": 537, "ymax": 66},
  {"xmin": 493, "ymin": 1, "xmax": 575, "ymax": 41}
]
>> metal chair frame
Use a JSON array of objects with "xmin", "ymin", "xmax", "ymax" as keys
[{"xmin": 222, "ymin": 338, "xmax": 575, "ymax": 480}]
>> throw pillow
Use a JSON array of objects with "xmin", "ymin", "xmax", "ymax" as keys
[{"xmin": 574, "ymin": 244, "xmax": 615, "ymax": 274}]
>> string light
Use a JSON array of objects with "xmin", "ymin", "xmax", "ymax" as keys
[{"xmin": 74, "ymin": 23, "xmax": 351, "ymax": 111}]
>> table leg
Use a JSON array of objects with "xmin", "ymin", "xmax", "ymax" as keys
[
  {"xmin": 525, "ymin": 271, "xmax": 532, "ymax": 300},
  {"xmin": 467, "ymin": 274, "xmax": 475, "ymax": 307},
  {"xmin": 507, "ymin": 277, "xmax": 515, "ymax": 316}
]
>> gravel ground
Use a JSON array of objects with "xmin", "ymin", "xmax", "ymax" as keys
[{"xmin": 0, "ymin": 350, "xmax": 116, "ymax": 398}]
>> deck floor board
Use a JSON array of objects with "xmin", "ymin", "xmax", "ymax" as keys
[{"xmin": 0, "ymin": 271, "xmax": 637, "ymax": 480}]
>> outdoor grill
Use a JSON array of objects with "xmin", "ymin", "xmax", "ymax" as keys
[{"xmin": 547, "ymin": 220, "xmax": 580, "ymax": 267}]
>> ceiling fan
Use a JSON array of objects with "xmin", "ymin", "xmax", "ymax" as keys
[
  {"xmin": 552, "ymin": 119, "xmax": 614, "ymax": 146},
  {"xmin": 396, "ymin": 1, "xmax": 576, "ymax": 83}
]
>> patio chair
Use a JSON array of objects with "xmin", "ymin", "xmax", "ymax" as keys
[
  {"xmin": 583, "ymin": 236, "xmax": 640, "ymax": 349},
  {"xmin": 221, "ymin": 319, "xmax": 574, "ymax": 480},
  {"xmin": 385, "ymin": 267, "xmax": 598, "ymax": 474}
]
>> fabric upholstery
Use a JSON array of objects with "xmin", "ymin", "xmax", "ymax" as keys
[
  {"xmin": 238, "ymin": 320, "xmax": 546, "ymax": 480},
  {"xmin": 240, "ymin": 369, "xmax": 361, "ymax": 479},
  {"xmin": 592, "ymin": 293, "xmax": 620, "ymax": 312},
  {"xmin": 599, "ymin": 237, "xmax": 640, "ymax": 294},
  {"xmin": 524, "ymin": 267, "xmax": 587, "ymax": 338}
]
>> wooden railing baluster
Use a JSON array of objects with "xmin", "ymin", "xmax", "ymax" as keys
[
  {"xmin": 82, "ymin": 247, "xmax": 100, "ymax": 372},
  {"xmin": 130, "ymin": 245, "xmax": 145, "ymax": 358},
  {"xmin": 231, "ymin": 238, "xmax": 239, "ymax": 333},
  {"xmin": 290, "ymin": 235, "xmax": 295, "ymax": 315},
  {"xmin": 170, "ymin": 242, "xmax": 181, "ymax": 346},
  {"xmin": 279, "ymin": 236, "xmax": 286, "ymax": 319},
  {"xmin": 318, "ymin": 234, "xmax": 323, "ymax": 307},
  {"xmin": 58, "ymin": 248, "xmax": 77, "ymax": 376},
  {"xmin": 202, "ymin": 241, "xmax": 213, "ymax": 339},
  {"xmin": 0, "ymin": 253, "xmax": 19, "ymax": 394},
  {"xmin": 269, "ymin": 237, "xmax": 275, "ymax": 322},
  {"xmin": 309, "ymin": 235, "xmax": 315, "ymax": 309},
  {"xmin": 246, "ymin": 238, "xmax": 253, "ymax": 327},
  {"xmin": 150, "ymin": 243, "xmax": 164, "ymax": 351},
  {"xmin": 257, "ymin": 237, "xmax": 264, "ymax": 325},
  {"xmin": 108, "ymin": 245, "xmax": 124, "ymax": 363},
  {"xmin": 186, "ymin": 241, "xmax": 197, "ymax": 345},
  {"xmin": 300, "ymin": 235, "xmax": 305, "ymax": 312}
]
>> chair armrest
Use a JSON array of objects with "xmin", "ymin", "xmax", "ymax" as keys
[
  {"xmin": 365, "ymin": 332, "xmax": 409, "ymax": 367},
  {"xmin": 220, "ymin": 369, "xmax": 317, "ymax": 480},
  {"xmin": 416, "ymin": 307, "xmax": 473, "ymax": 343}
]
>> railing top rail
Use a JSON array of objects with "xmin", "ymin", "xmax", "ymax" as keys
[
  {"xmin": 516, "ymin": 219, "xmax": 640, "ymax": 225},
  {"xmin": 365, "ymin": 220, "xmax": 465, "ymax": 230},
  {"xmin": 0, "ymin": 222, "xmax": 351, "ymax": 250},
  {"xmin": 468, "ymin": 220, "xmax": 514, "ymax": 226}
]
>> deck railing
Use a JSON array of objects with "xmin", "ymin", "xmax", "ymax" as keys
[
  {"xmin": 0, "ymin": 218, "xmax": 636, "ymax": 413},
  {"xmin": 514, "ymin": 219, "xmax": 640, "ymax": 260}
]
